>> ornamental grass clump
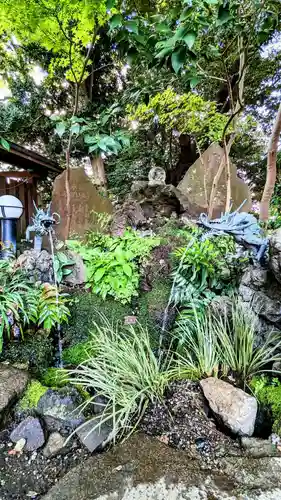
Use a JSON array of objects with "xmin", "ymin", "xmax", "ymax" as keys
[
  {"xmin": 174, "ymin": 306, "xmax": 221, "ymax": 379},
  {"xmin": 217, "ymin": 302, "xmax": 281, "ymax": 385},
  {"xmin": 68, "ymin": 318, "xmax": 179, "ymax": 443},
  {"xmin": 174, "ymin": 300, "xmax": 281, "ymax": 386}
]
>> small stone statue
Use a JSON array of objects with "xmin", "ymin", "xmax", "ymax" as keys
[
  {"xmin": 148, "ymin": 167, "xmax": 166, "ymax": 187},
  {"xmin": 26, "ymin": 203, "xmax": 60, "ymax": 251}
]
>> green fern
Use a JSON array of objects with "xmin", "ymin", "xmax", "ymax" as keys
[{"xmin": 36, "ymin": 284, "xmax": 70, "ymax": 331}]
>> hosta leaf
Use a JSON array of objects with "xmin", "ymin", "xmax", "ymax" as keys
[
  {"xmin": 70, "ymin": 123, "xmax": 80, "ymax": 135},
  {"xmin": 171, "ymin": 47, "xmax": 186, "ymax": 73},
  {"xmin": 84, "ymin": 134, "xmax": 97, "ymax": 144},
  {"xmin": 174, "ymin": 24, "xmax": 189, "ymax": 40},
  {"xmin": 123, "ymin": 264, "xmax": 132, "ymax": 277},
  {"xmin": 55, "ymin": 122, "xmax": 66, "ymax": 138},
  {"xmin": 94, "ymin": 268, "xmax": 106, "ymax": 282},
  {"xmin": 190, "ymin": 77, "xmax": 200, "ymax": 88},
  {"xmin": 183, "ymin": 32, "xmax": 196, "ymax": 49},
  {"xmin": 54, "ymin": 259, "xmax": 60, "ymax": 273},
  {"xmin": 106, "ymin": 0, "xmax": 115, "ymax": 8},
  {"xmin": 217, "ymin": 6, "xmax": 231, "ymax": 25},
  {"xmin": 155, "ymin": 23, "xmax": 171, "ymax": 34},
  {"xmin": 125, "ymin": 20, "xmax": 138, "ymax": 34},
  {"xmin": 109, "ymin": 14, "xmax": 122, "ymax": 30},
  {"xmin": 89, "ymin": 144, "xmax": 99, "ymax": 153},
  {"xmin": 63, "ymin": 269, "xmax": 73, "ymax": 277}
]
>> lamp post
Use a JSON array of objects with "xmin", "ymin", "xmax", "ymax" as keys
[{"xmin": 0, "ymin": 195, "xmax": 23, "ymax": 259}]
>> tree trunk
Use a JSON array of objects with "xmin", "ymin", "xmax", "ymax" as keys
[
  {"xmin": 260, "ymin": 103, "xmax": 281, "ymax": 223},
  {"xmin": 91, "ymin": 156, "xmax": 107, "ymax": 193}
]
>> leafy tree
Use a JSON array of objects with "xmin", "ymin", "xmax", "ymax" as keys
[{"xmin": 0, "ymin": 0, "xmax": 126, "ymax": 235}]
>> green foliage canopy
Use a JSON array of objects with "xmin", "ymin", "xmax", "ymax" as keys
[
  {"xmin": 128, "ymin": 88, "xmax": 228, "ymax": 145},
  {"xmin": 0, "ymin": 0, "xmax": 108, "ymax": 82}
]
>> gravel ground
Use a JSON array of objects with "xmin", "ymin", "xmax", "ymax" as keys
[
  {"xmin": 141, "ymin": 380, "xmax": 241, "ymax": 461},
  {"xmin": 0, "ymin": 425, "xmax": 90, "ymax": 500}
]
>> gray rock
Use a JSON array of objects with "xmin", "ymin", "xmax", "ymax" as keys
[
  {"xmin": 62, "ymin": 251, "xmax": 86, "ymax": 286},
  {"xmin": 10, "ymin": 417, "xmax": 45, "ymax": 451},
  {"xmin": 238, "ymin": 265, "xmax": 281, "ymax": 343},
  {"xmin": 93, "ymin": 395, "xmax": 108, "ymax": 415},
  {"xmin": 42, "ymin": 434, "xmax": 281, "ymax": 500},
  {"xmin": 200, "ymin": 378, "xmax": 257, "ymax": 436},
  {"xmin": 0, "ymin": 363, "xmax": 29, "ymax": 423},
  {"xmin": 270, "ymin": 228, "xmax": 281, "ymax": 283},
  {"xmin": 241, "ymin": 437, "xmax": 277, "ymax": 457},
  {"xmin": 76, "ymin": 417, "xmax": 112, "ymax": 452},
  {"xmin": 15, "ymin": 249, "xmax": 54, "ymax": 283},
  {"xmin": 37, "ymin": 388, "xmax": 84, "ymax": 432},
  {"xmin": 43, "ymin": 432, "xmax": 66, "ymax": 458}
]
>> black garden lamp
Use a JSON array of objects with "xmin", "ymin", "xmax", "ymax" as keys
[{"xmin": 0, "ymin": 195, "xmax": 23, "ymax": 259}]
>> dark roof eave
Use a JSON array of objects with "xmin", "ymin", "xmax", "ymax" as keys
[{"xmin": 0, "ymin": 142, "xmax": 62, "ymax": 176}]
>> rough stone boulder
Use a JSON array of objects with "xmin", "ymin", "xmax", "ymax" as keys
[
  {"xmin": 10, "ymin": 416, "xmax": 45, "ymax": 451},
  {"xmin": 111, "ymin": 200, "xmax": 146, "ymax": 236},
  {"xmin": 200, "ymin": 378, "xmax": 257, "ymax": 436},
  {"xmin": 43, "ymin": 434, "xmax": 281, "ymax": 500},
  {"xmin": 131, "ymin": 182, "xmax": 184, "ymax": 219},
  {"xmin": 75, "ymin": 416, "xmax": 113, "ymax": 452},
  {"xmin": 36, "ymin": 387, "xmax": 84, "ymax": 434},
  {"xmin": 62, "ymin": 250, "xmax": 86, "ymax": 286},
  {"xmin": 15, "ymin": 249, "xmax": 54, "ymax": 283},
  {"xmin": 177, "ymin": 143, "xmax": 251, "ymax": 218},
  {"xmin": 43, "ymin": 431, "xmax": 67, "ymax": 458},
  {"xmin": 0, "ymin": 363, "xmax": 29, "ymax": 424},
  {"xmin": 239, "ymin": 265, "xmax": 281, "ymax": 337},
  {"xmin": 51, "ymin": 167, "xmax": 113, "ymax": 241},
  {"xmin": 270, "ymin": 228, "xmax": 281, "ymax": 284}
]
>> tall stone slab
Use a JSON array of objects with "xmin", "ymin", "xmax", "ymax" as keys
[
  {"xmin": 51, "ymin": 168, "xmax": 113, "ymax": 240},
  {"xmin": 177, "ymin": 143, "xmax": 251, "ymax": 218}
]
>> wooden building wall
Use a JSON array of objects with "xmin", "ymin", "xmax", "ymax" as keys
[{"xmin": 0, "ymin": 172, "xmax": 38, "ymax": 238}]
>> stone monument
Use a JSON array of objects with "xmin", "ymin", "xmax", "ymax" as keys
[
  {"xmin": 51, "ymin": 168, "xmax": 113, "ymax": 240},
  {"xmin": 177, "ymin": 143, "xmax": 251, "ymax": 218}
]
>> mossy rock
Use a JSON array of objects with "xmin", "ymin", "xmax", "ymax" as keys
[
  {"xmin": 138, "ymin": 279, "xmax": 173, "ymax": 346},
  {"xmin": 0, "ymin": 332, "xmax": 54, "ymax": 377},
  {"xmin": 62, "ymin": 292, "xmax": 132, "ymax": 347},
  {"xmin": 20, "ymin": 380, "xmax": 48, "ymax": 411}
]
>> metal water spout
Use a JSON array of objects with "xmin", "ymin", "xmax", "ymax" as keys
[{"xmin": 25, "ymin": 202, "xmax": 60, "ymax": 251}]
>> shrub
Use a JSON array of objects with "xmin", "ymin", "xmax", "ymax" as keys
[
  {"xmin": 67, "ymin": 229, "xmax": 160, "ymax": 303},
  {"xmin": 28, "ymin": 284, "xmax": 70, "ymax": 332},
  {"xmin": 41, "ymin": 367, "xmax": 69, "ymax": 387},
  {"xmin": 250, "ymin": 376, "xmax": 281, "ymax": 434},
  {"xmin": 63, "ymin": 341, "xmax": 93, "ymax": 366},
  {"xmin": 68, "ymin": 319, "xmax": 179, "ymax": 443},
  {"xmin": 0, "ymin": 260, "xmax": 70, "ymax": 350},
  {"xmin": 20, "ymin": 380, "xmax": 48, "ymax": 410},
  {"xmin": 172, "ymin": 234, "xmax": 247, "ymax": 306},
  {"xmin": 54, "ymin": 252, "xmax": 75, "ymax": 284}
]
